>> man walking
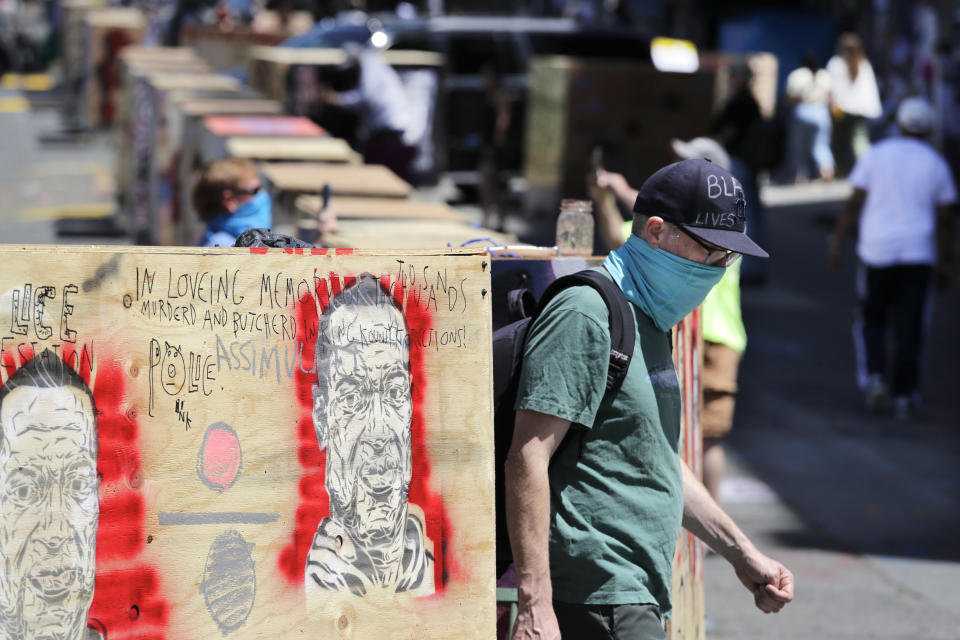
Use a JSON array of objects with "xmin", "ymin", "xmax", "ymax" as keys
[
  {"xmin": 506, "ymin": 159, "xmax": 794, "ymax": 639},
  {"xmin": 828, "ymin": 97, "xmax": 957, "ymax": 419}
]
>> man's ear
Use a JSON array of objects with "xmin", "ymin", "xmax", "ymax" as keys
[
  {"xmin": 643, "ymin": 216, "xmax": 668, "ymax": 248},
  {"xmin": 222, "ymin": 190, "xmax": 238, "ymax": 213}
]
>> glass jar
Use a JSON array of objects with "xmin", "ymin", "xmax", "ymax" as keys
[{"xmin": 555, "ymin": 199, "xmax": 594, "ymax": 256}]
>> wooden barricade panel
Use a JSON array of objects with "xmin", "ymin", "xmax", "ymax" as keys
[
  {"xmin": 179, "ymin": 99, "xmax": 283, "ymax": 117},
  {"xmin": 203, "ymin": 116, "xmax": 325, "ymax": 138},
  {"xmin": 226, "ymin": 138, "xmax": 359, "ymax": 164},
  {"xmin": 666, "ymin": 309, "xmax": 705, "ymax": 640},
  {"xmin": 324, "ymin": 221, "xmax": 517, "ymax": 250},
  {"xmin": 296, "ymin": 196, "xmax": 467, "ymax": 222},
  {"xmin": 0, "ymin": 246, "xmax": 494, "ymax": 639},
  {"xmin": 261, "ymin": 163, "xmax": 413, "ymax": 198}
]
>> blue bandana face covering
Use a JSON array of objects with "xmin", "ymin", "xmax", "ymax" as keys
[
  {"xmin": 604, "ymin": 234, "xmax": 725, "ymax": 332},
  {"xmin": 204, "ymin": 190, "xmax": 272, "ymax": 242}
]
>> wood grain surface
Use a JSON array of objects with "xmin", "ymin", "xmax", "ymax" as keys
[
  {"xmin": 261, "ymin": 163, "xmax": 412, "ymax": 197},
  {"xmin": 0, "ymin": 246, "xmax": 494, "ymax": 640},
  {"xmin": 296, "ymin": 195, "xmax": 467, "ymax": 222}
]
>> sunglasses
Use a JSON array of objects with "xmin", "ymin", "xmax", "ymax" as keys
[
  {"xmin": 233, "ymin": 185, "xmax": 262, "ymax": 197},
  {"xmin": 676, "ymin": 226, "xmax": 741, "ymax": 267}
]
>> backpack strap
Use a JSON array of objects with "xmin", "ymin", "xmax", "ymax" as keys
[{"xmin": 533, "ymin": 268, "xmax": 636, "ymax": 393}]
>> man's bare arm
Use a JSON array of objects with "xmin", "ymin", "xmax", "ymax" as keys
[
  {"xmin": 936, "ymin": 203, "xmax": 956, "ymax": 287},
  {"xmin": 680, "ymin": 460, "xmax": 795, "ymax": 614},
  {"xmin": 590, "ymin": 170, "xmax": 640, "ymax": 252},
  {"xmin": 505, "ymin": 409, "xmax": 572, "ymax": 640},
  {"xmin": 591, "ymin": 181, "xmax": 629, "ymax": 253},
  {"xmin": 828, "ymin": 187, "xmax": 867, "ymax": 269},
  {"xmin": 596, "ymin": 169, "xmax": 640, "ymax": 210}
]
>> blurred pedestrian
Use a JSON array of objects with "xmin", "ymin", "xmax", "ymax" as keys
[
  {"xmin": 192, "ymin": 157, "xmax": 272, "ymax": 247},
  {"xmin": 939, "ymin": 41, "xmax": 960, "ymax": 190},
  {"xmin": 590, "ymin": 137, "xmax": 746, "ymax": 501},
  {"xmin": 828, "ymin": 97, "xmax": 957, "ymax": 419},
  {"xmin": 827, "ymin": 33, "xmax": 882, "ymax": 177},
  {"xmin": 478, "ymin": 63, "xmax": 512, "ymax": 231},
  {"xmin": 712, "ymin": 61, "xmax": 768, "ymax": 284},
  {"xmin": 785, "ymin": 52, "xmax": 835, "ymax": 182},
  {"xmin": 318, "ymin": 45, "xmax": 423, "ymax": 181}
]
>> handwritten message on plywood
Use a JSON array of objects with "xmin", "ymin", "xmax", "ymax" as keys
[{"xmin": 0, "ymin": 246, "xmax": 494, "ymax": 640}]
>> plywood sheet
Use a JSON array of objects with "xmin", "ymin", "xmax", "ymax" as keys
[
  {"xmin": 248, "ymin": 46, "xmax": 443, "ymax": 68},
  {"xmin": 0, "ymin": 246, "xmax": 494, "ymax": 640},
  {"xmin": 262, "ymin": 163, "xmax": 412, "ymax": 198},
  {"xmin": 666, "ymin": 308, "xmax": 705, "ymax": 640},
  {"xmin": 119, "ymin": 46, "xmax": 202, "ymax": 65},
  {"xmin": 324, "ymin": 220, "xmax": 516, "ymax": 249},
  {"xmin": 523, "ymin": 56, "xmax": 715, "ymax": 219},
  {"xmin": 148, "ymin": 72, "xmax": 243, "ymax": 92},
  {"xmin": 179, "ymin": 98, "xmax": 283, "ymax": 117},
  {"xmin": 204, "ymin": 116, "xmax": 325, "ymax": 138},
  {"xmin": 227, "ymin": 138, "xmax": 358, "ymax": 164},
  {"xmin": 296, "ymin": 196, "xmax": 466, "ymax": 222}
]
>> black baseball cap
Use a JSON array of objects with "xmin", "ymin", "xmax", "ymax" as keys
[{"xmin": 632, "ymin": 158, "xmax": 769, "ymax": 258}]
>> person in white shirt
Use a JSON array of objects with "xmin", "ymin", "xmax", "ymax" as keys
[
  {"xmin": 827, "ymin": 33, "xmax": 882, "ymax": 176},
  {"xmin": 828, "ymin": 97, "xmax": 958, "ymax": 419},
  {"xmin": 785, "ymin": 52, "xmax": 835, "ymax": 182},
  {"xmin": 319, "ymin": 46, "xmax": 428, "ymax": 181}
]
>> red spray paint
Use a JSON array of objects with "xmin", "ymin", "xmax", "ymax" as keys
[
  {"xmin": 278, "ymin": 273, "xmax": 457, "ymax": 592},
  {"xmin": 85, "ymin": 354, "xmax": 171, "ymax": 639}
]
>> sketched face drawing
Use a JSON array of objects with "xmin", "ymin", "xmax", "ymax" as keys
[
  {"xmin": 0, "ymin": 352, "xmax": 99, "ymax": 640},
  {"xmin": 317, "ymin": 299, "xmax": 413, "ymax": 548}
]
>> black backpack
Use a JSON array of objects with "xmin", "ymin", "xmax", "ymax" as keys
[{"xmin": 493, "ymin": 269, "xmax": 636, "ymax": 577}]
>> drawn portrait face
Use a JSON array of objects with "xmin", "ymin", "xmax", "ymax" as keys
[
  {"xmin": 161, "ymin": 342, "xmax": 186, "ymax": 396},
  {"xmin": 319, "ymin": 301, "xmax": 413, "ymax": 548},
  {"xmin": 0, "ymin": 378, "xmax": 98, "ymax": 640},
  {"xmin": 326, "ymin": 306, "xmax": 413, "ymax": 543}
]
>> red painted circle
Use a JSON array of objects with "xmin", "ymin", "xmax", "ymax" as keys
[{"xmin": 200, "ymin": 427, "xmax": 241, "ymax": 491}]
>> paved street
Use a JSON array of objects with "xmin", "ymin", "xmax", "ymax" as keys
[
  {"xmin": 2, "ymin": 98, "xmax": 960, "ymax": 639},
  {"xmin": 705, "ymin": 184, "xmax": 960, "ymax": 639},
  {"xmin": 0, "ymin": 94, "xmax": 122, "ymax": 244}
]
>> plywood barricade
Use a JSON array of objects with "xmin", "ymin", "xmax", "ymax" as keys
[
  {"xmin": 295, "ymin": 195, "xmax": 467, "ymax": 223},
  {"xmin": 489, "ymin": 257, "xmax": 703, "ymax": 640},
  {"xmin": 123, "ymin": 71, "xmax": 247, "ymax": 244},
  {"xmin": 172, "ymin": 99, "xmax": 286, "ymax": 246},
  {"xmin": 61, "ymin": 4, "xmax": 146, "ymax": 130},
  {"xmin": 523, "ymin": 56, "xmax": 715, "ymax": 222},
  {"xmin": 666, "ymin": 308, "xmax": 705, "ymax": 640},
  {"xmin": 0, "ymin": 246, "xmax": 494, "ymax": 640}
]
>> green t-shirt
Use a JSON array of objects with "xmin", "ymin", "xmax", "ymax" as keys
[{"xmin": 515, "ymin": 272, "xmax": 683, "ymax": 615}]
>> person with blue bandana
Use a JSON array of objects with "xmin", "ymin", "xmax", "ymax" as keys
[
  {"xmin": 505, "ymin": 159, "xmax": 794, "ymax": 639},
  {"xmin": 192, "ymin": 157, "xmax": 273, "ymax": 247}
]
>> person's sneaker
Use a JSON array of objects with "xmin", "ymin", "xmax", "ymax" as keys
[
  {"xmin": 865, "ymin": 375, "xmax": 891, "ymax": 414},
  {"xmin": 893, "ymin": 396, "xmax": 913, "ymax": 421}
]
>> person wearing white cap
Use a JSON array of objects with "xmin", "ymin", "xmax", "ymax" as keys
[{"xmin": 828, "ymin": 96, "xmax": 958, "ymax": 419}]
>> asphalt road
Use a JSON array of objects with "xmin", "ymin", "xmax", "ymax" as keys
[{"xmin": 704, "ymin": 185, "xmax": 960, "ymax": 639}]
